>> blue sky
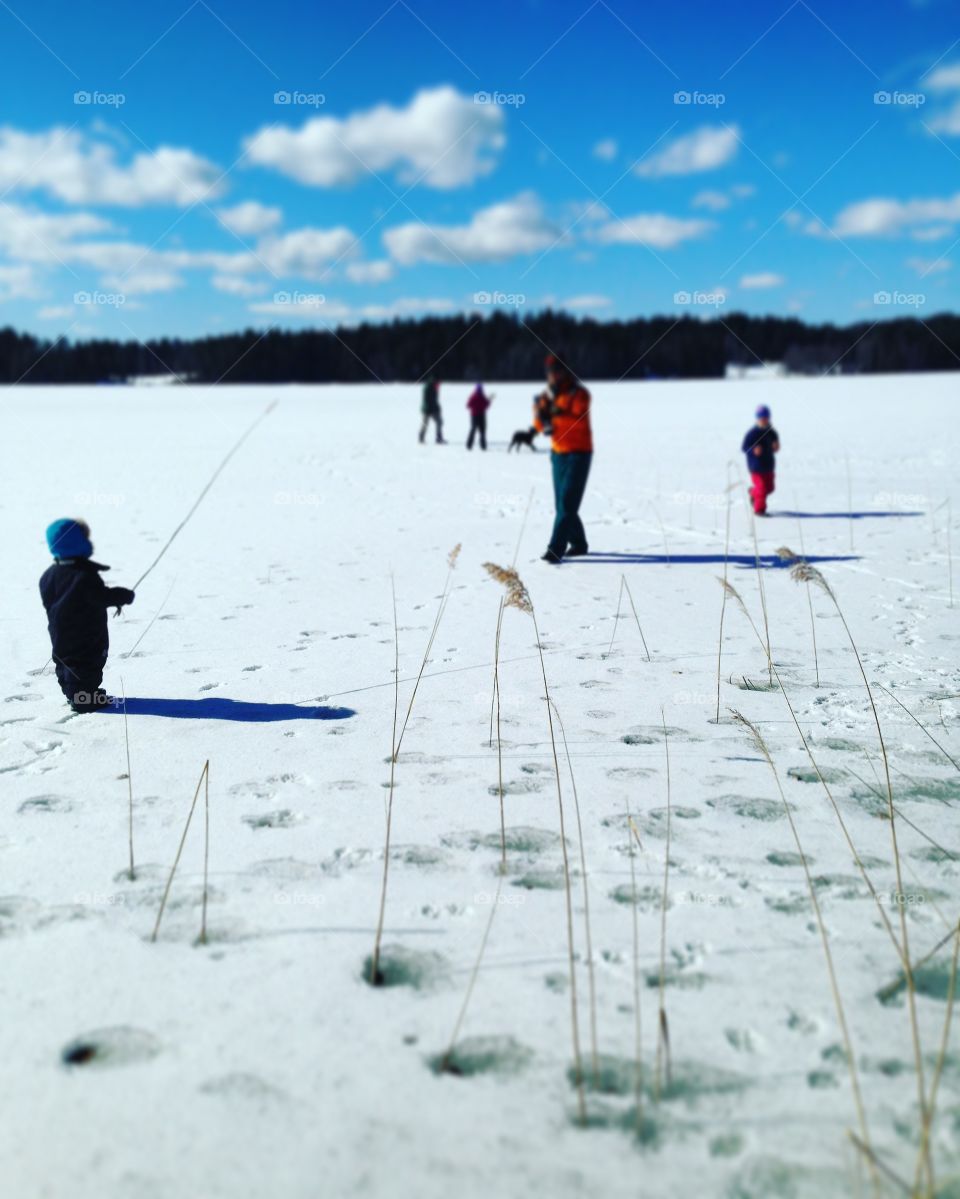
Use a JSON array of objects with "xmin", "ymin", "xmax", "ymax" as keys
[{"xmin": 1, "ymin": 0, "xmax": 959, "ymax": 341}]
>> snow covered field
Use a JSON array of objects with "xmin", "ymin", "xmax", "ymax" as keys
[{"xmin": 2, "ymin": 375, "xmax": 958, "ymax": 1198}]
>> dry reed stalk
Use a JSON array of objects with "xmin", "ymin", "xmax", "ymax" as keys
[
  {"xmin": 370, "ymin": 577, "xmax": 401, "ymax": 985},
  {"xmin": 790, "ymin": 561, "xmax": 929, "ymax": 1180},
  {"xmin": 875, "ymin": 683, "xmax": 959, "ymax": 772},
  {"xmin": 625, "ymin": 806, "xmax": 643, "ymax": 1130},
  {"xmin": 483, "ymin": 562, "xmax": 586, "ymax": 1125},
  {"xmin": 439, "ymin": 876, "xmax": 503, "ymax": 1073},
  {"xmin": 604, "ymin": 576, "xmax": 650, "ymax": 662},
  {"xmin": 150, "ymin": 760, "xmax": 209, "ymax": 943},
  {"xmin": 915, "ymin": 922, "xmax": 960, "ymax": 1193},
  {"xmin": 654, "ymin": 710, "xmax": 672, "ymax": 1099},
  {"xmin": 780, "ymin": 537, "xmax": 820, "ymax": 686},
  {"xmin": 769, "ymin": 668, "xmax": 902, "ymax": 961},
  {"xmin": 393, "ymin": 544, "xmax": 460, "ymax": 760},
  {"xmin": 552, "ymin": 700, "xmax": 599, "ymax": 1085},
  {"xmin": 731, "ymin": 711, "xmax": 877, "ymax": 1190}
]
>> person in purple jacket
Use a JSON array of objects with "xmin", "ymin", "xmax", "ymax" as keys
[
  {"xmin": 742, "ymin": 405, "xmax": 780, "ymax": 515},
  {"xmin": 465, "ymin": 381, "xmax": 492, "ymax": 450}
]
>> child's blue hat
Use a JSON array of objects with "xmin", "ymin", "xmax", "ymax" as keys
[
  {"xmin": 46, "ymin": 518, "xmax": 92, "ymax": 559},
  {"xmin": 755, "ymin": 405, "xmax": 771, "ymax": 419}
]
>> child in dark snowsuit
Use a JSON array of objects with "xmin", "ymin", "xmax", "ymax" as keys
[
  {"xmin": 741, "ymin": 405, "xmax": 780, "ymax": 516},
  {"xmin": 466, "ymin": 382, "xmax": 492, "ymax": 450},
  {"xmin": 39, "ymin": 519, "xmax": 135, "ymax": 712}
]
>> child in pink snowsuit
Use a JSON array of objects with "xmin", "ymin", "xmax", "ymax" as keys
[
  {"xmin": 741, "ymin": 404, "xmax": 780, "ymax": 515},
  {"xmin": 466, "ymin": 383, "xmax": 492, "ymax": 450}
]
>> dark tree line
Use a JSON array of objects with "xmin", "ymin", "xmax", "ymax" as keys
[{"xmin": 1, "ymin": 310, "xmax": 958, "ymax": 384}]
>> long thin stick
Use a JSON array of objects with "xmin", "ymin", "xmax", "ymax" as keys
[
  {"xmin": 748, "ymin": 509, "xmax": 773, "ymax": 684},
  {"xmin": 604, "ymin": 576, "xmax": 626, "ymax": 660},
  {"xmin": 199, "ymin": 763, "xmax": 210, "ymax": 945},
  {"xmin": 394, "ymin": 546, "xmax": 460, "ymax": 760},
  {"xmin": 440, "ymin": 876, "xmax": 503, "ymax": 1072},
  {"xmin": 716, "ymin": 485, "xmax": 733, "ymax": 721},
  {"xmin": 150, "ymin": 761, "xmax": 208, "ymax": 943},
  {"xmin": 121, "ymin": 678, "xmax": 135, "ymax": 881},
  {"xmin": 655, "ymin": 709, "xmax": 672, "ymax": 1098},
  {"xmin": 133, "ymin": 401, "xmax": 277, "ymax": 591},
  {"xmin": 371, "ymin": 578, "xmax": 400, "ymax": 984},
  {"xmin": 122, "ymin": 576, "xmax": 177, "ymax": 660},
  {"xmin": 552, "ymin": 700, "xmax": 599, "ymax": 1085}
]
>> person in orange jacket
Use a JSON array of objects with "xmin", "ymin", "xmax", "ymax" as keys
[{"xmin": 533, "ymin": 354, "xmax": 593, "ymax": 562}]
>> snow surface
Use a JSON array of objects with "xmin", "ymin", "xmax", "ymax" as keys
[{"xmin": 2, "ymin": 375, "xmax": 958, "ymax": 1199}]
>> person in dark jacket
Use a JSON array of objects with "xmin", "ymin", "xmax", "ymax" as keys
[
  {"xmin": 741, "ymin": 405, "xmax": 780, "ymax": 515},
  {"xmin": 465, "ymin": 381, "xmax": 492, "ymax": 450},
  {"xmin": 418, "ymin": 375, "xmax": 446, "ymax": 444},
  {"xmin": 39, "ymin": 519, "xmax": 135, "ymax": 712}
]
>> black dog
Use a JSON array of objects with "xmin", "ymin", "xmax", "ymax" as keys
[{"xmin": 508, "ymin": 427, "xmax": 538, "ymax": 452}]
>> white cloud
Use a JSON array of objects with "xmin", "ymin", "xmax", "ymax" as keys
[
  {"xmin": 828, "ymin": 192, "xmax": 960, "ymax": 237},
  {"xmin": 255, "ymin": 227, "xmax": 360, "ymax": 277},
  {"xmin": 0, "ymin": 263, "xmax": 40, "ymax": 299},
  {"xmin": 635, "ymin": 125, "xmax": 739, "ymax": 178},
  {"xmin": 928, "ymin": 101, "xmax": 960, "ymax": 135},
  {"xmin": 593, "ymin": 138, "xmax": 618, "ymax": 161},
  {"xmin": 925, "ymin": 64, "xmax": 960, "ymax": 91},
  {"xmin": 564, "ymin": 294, "xmax": 612, "ymax": 310},
  {"xmin": 245, "ymin": 86, "xmax": 505, "ymax": 189},
  {"xmin": 37, "ymin": 304, "xmax": 76, "ymax": 319},
  {"xmin": 906, "ymin": 256, "xmax": 951, "ymax": 275},
  {"xmin": 345, "ymin": 259, "xmax": 394, "ymax": 284},
  {"xmin": 0, "ymin": 126, "xmax": 224, "ymax": 206},
  {"xmin": 590, "ymin": 213, "xmax": 715, "ymax": 249},
  {"xmin": 691, "ymin": 190, "xmax": 730, "ymax": 211},
  {"xmin": 740, "ymin": 272, "xmax": 785, "ymax": 289},
  {"xmin": 383, "ymin": 193, "xmax": 559, "ymax": 265},
  {"xmin": 211, "ymin": 274, "xmax": 268, "ymax": 296},
  {"xmin": 0, "ymin": 203, "xmax": 115, "ymax": 261},
  {"xmin": 910, "ymin": 224, "xmax": 953, "ymax": 241},
  {"xmin": 249, "ymin": 295, "xmax": 457, "ymax": 322},
  {"xmin": 215, "ymin": 201, "xmax": 282, "ymax": 237},
  {"xmin": 101, "ymin": 269, "xmax": 183, "ymax": 294},
  {"xmin": 731, "ymin": 183, "xmax": 756, "ymax": 198}
]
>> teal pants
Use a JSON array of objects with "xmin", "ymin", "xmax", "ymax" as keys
[{"xmin": 548, "ymin": 451, "xmax": 592, "ymax": 556}]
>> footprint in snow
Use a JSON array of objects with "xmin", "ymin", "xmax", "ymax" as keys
[{"xmin": 61, "ymin": 1027, "xmax": 161, "ymax": 1069}]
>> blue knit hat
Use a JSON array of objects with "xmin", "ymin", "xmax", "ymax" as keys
[
  {"xmin": 46, "ymin": 518, "xmax": 92, "ymax": 559},
  {"xmin": 755, "ymin": 404, "xmax": 771, "ymax": 419}
]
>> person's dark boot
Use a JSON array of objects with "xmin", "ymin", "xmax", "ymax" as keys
[
  {"xmin": 565, "ymin": 544, "xmax": 589, "ymax": 557},
  {"xmin": 540, "ymin": 549, "xmax": 563, "ymax": 564}
]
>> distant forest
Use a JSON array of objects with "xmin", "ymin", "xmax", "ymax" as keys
[{"xmin": 1, "ymin": 310, "xmax": 958, "ymax": 383}]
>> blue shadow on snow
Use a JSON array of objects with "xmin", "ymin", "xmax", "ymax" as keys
[
  {"xmin": 564, "ymin": 552, "xmax": 859, "ymax": 569},
  {"xmin": 112, "ymin": 697, "xmax": 356, "ymax": 722},
  {"xmin": 773, "ymin": 510, "xmax": 923, "ymax": 520}
]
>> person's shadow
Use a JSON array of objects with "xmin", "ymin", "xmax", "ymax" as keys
[{"xmin": 112, "ymin": 697, "xmax": 355, "ymax": 722}]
